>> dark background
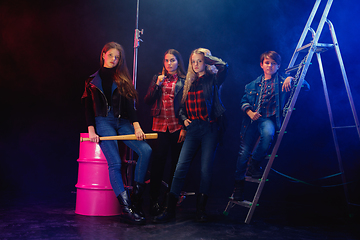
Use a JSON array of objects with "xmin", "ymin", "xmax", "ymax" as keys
[{"xmin": 1, "ymin": 0, "xmax": 359, "ymax": 214}]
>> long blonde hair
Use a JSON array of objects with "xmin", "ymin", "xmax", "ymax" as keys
[{"xmin": 181, "ymin": 48, "xmax": 217, "ymax": 103}]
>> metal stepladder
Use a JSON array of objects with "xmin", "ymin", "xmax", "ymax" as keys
[{"xmin": 223, "ymin": 0, "xmax": 360, "ymax": 224}]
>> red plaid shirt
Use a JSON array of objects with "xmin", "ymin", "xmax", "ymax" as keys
[
  {"xmin": 185, "ymin": 76, "xmax": 208, "ymax": 121},
  {"xmin": 152, "ymin": 74, "xmax": 183, "ymax": 133}
]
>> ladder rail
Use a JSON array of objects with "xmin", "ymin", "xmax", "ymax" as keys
[
  {"xmin": 312, "ymin": 0, "xmax": 333, "ymax": 45},
  {"xmin": 226, "ymin": 0, "xmax": 359, "ymax": 224},
  {"xmin": 287, "ymin": 0, "xmax": 322, "ymax": 69},
  {"xmin": 316, "ymin": 52, "xmax": 349, "ymax": 205},
  {"xmin": 246, "ymin": 0, "xmax": 334, "ymax": 224},
  {"xmin": 245, "ymin": 64, "xmax": 310, "ymax": 223},
  {"xmin": 326, "ymin": 19, "xmax": 360, "ymax": 139},
  {"xmin": 244, "ymin": 133, "xmax": 284, "ymax": 223},
  {"xmin": 245, "ymin": 0, "xmax": 330, "ymax": 223}
]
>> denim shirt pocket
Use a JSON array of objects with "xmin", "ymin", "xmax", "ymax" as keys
[{"xmin": 246, "ymin": 88, "xmax": 257, "ymax": 102}]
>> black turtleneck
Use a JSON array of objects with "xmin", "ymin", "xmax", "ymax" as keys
[{"xmin": 99, "ymin": 67, "xmax": 117, "ymax": 106}]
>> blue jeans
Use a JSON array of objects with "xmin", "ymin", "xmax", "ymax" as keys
[
  {"xmin": 170, "ymin": 120, "xmax": 219, "ymax": 197},
  {"xmin": 95, "ymin": 111, "xmax": 152, "ymax": 197},
  {"xmin": 235, "ymin": 116, "xmax": 275, "ymax": 181}
]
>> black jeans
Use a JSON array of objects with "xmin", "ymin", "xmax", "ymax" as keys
[{"xmin": 149, "ymin": 129, "xmax": 183, "ymax": 201}]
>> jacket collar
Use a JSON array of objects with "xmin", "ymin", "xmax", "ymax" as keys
[
  {"xmin": 90, "ymin": 70, "xmax": 118, "ymax": 94},
  {"xmin": 255, "ymin": 72, "xmax": 279, "ymax": 84},
  {"xmin": 174, "ymin": 76, "xmax": 185, "ymax": 96}
]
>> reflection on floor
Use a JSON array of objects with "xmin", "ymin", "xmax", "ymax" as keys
[{"xmin": 0, "ymin": 192, "xmax": 359, "ymax": 240}]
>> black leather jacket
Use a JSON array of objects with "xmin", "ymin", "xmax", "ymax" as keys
[
  {"xmin": 82, "ymin": 71, "xmax": 138, "ymax": 126},
  {"xmin": 144, "ymin": 74, "xmax": 185, "ymax": 117},
  {"xmin": 178, "ymin": 55, "xmax": 228, "ymax": 126}
]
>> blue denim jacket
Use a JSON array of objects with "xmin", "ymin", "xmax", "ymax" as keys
[{"xmin": 240, "ymin": 73, "xmax": 288, "ymax": 139}]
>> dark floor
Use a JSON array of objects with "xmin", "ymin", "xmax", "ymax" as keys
[{"xmin": 0, "ymin": 192, "xmax": 359, "ymax": 240}]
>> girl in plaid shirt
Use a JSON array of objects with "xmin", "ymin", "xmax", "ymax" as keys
[
  {"xmin": 144, "ymin": 49, "xmax": 187, "ymax": 216},
  {"xmin": 153, "ymin": 48, "xmax": 228, "ymax": 223}
]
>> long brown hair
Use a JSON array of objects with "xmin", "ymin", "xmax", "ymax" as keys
[
  {"xmin": 100, "ymin": 42, "xmax": 138, "ymax": 101},
  {"xmin": 162, "ymin": 49, "xmax": 186, "ymax": 78}
]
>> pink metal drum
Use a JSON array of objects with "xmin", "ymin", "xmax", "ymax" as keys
[{"xmin": 75, "ymin": 133, "xmax": 121, "ymax": 216}]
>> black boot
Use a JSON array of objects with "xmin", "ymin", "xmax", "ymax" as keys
[
  {"xmin": 117, "ymin": 190, "xmax": 145, "ymax": 225},
  {"xmin": 246, "ymin": 158, "xmax": 263, "ymax": 179},
  {"xmin": 131, "ymin": 181, "xmax": 146, "ymax": 218},
  {"xmin": 149, "ymin": 196, "xmax": 162, "ymax": 216},
  {"xmin": 196, "ymin": 193, "xmax": 208, "ymax": 222},
  {"xmin": 232, "ymin": 179, "xmax": 245, "ymax": 201},
  {"xmin": 152, "ymin": 192, "xmax": 178, "ymax": 223}
]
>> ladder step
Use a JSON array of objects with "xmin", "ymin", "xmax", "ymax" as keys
[
  {"xmin": 228, "ymin": 198, "xmax": 254, "ymax": 208},
  {"xmin": 333, "ymin": 125, "xmax": 357, "ymax": 129},
  {"xmin": 285, "ymin": 63, "xmax": 303, "ymax": 74},
  {"xmin": 286, "ymin": 43, "xmax": 335, "ymax": 74},
  {"xmin": 245, "ymin": 176, "xmax": 261, "ymax": 183},
  {"xmin": 296, "ymin": 42, "xmax": 334, "ymax": 53},
  {"xmin": 296, "ymin": 42, "xmax": 313, "ymax": 53},
  {"xmin": 315, "ymin": 43, "xmax": 334, "ymax": 52}
]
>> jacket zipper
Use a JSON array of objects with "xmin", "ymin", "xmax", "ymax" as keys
[{"xmin": 93, "ymin": 85, "xmax": 110, "ymax": 116}]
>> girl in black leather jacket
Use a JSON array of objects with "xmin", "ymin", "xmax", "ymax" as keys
[
  {"xmin": 82, "ymin": 42, "xmax": 152, "ymax": 225},
  {"xmin": 144, "ymin": 49, "xmax": 187, "ymax": 216}
]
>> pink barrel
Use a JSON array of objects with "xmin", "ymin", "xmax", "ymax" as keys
[{"xmin": 75, "ymin": 133, "xmax": 121, "ymax": 216}]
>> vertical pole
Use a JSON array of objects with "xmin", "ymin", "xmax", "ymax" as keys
[
  {"xmin": 133, "ymin": 0, "xmax": 140, "ymax": 88},
  {"xmin": 127, "ymin": 0, "xmax": 142, "ymax": 188}
]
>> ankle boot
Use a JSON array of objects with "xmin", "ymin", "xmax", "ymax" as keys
[
  {"xmin": 131, "ymin": 181, "xmax": 146, "ymax": 218},
  {"xmin": 149, "ymin": 196, "xmax": 162, "ymax": 216},
  {"xmin": 196, "ymin": 193, "xmax": 208, "ymax": 222},
  {"xmin": 246, "ymin": 158, "xmax": 263, "ymax": 178},
  {"xmin": 152, "ymin": 192, "xmax": 178, "ymax": 223},
  {"xmin": 233, "ymin": 179, "xmax": 245, "ymax": 201},
  {"xmin": 117, "ymin": 190, "xmax": 145, "ymax": 225}
]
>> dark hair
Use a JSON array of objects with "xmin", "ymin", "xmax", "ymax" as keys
[
  {"xmin": 100, "ymin": 42, "xmax": 138, "ymax": 101},
  {"xmin": 260, "ymin": 51, "xmax": 281, "ymax": 65},
  {"xmin": 163, "ymin": 49, "xmax": 186, "ymax": 78}
]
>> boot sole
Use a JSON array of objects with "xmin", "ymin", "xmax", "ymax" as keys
[
  {"xmin": 152, "ymin": 217, "xmax": 176, "ymax": 224},
  {"xmin": 120, "ymin": 217, "xmax": 146, "ymax": 225}
]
